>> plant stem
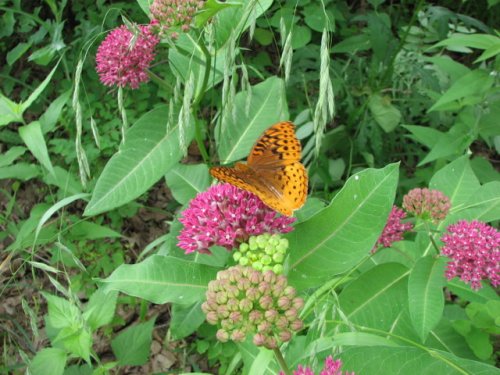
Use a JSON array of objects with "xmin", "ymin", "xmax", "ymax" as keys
[
  {"xmin": 423, "ymin": 221, "xmax": 440, "ymax": 256},
  {"xmin": 273, "ymin": 347, "xmax": 292, "ymax": 375}
]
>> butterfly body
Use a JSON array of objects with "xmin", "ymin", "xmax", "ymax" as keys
[{"xmin": 210, "ymin": 122, "xmax": 308, "ymax": 216}]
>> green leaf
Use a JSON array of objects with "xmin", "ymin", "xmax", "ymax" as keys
[
  {"xmin": 408, "ymin": 256, "xmax": 447, "ymax": 342},
  {"xmin": 0, "ymin": 146, "xmax": 26, "ymax": 167},
  {"xmin": 39, "ymin": 90, "xmax": 71, "ymax": 133},
  {"xmin": 83, "ymin": 289, "xmax": 118, "ymax": 331},
  {"xmin": 29, "ymin": 348, "xmax": 67, "ymax": 375},
  {"xmin": 288, "ymin": 164, "xmax": 399, "ymax": 289},
  {"xmin": 42, "ymin": 292, "xmax": 81, "ymax": 329},
  {"xmin": 165, "ymin": 163, "xmax": 210, "ymax": 205},
  {"xmin": 0, "ymin": 92, "xmax": 23, "ymax": 126},
  {"xmin": 195, "ymin": 0, "xmax": 235, "ymax": 28},
  {"xmin": 291, "ymin": 25, "xmax": 312, "ymax": 49},
  {"xmin": 7, "ymin": 42, "xmax": 32, "ymax": 65},
  {"xmin": 332, "ymin": 34, "xmax": 371, "ymax": 53},
  {"xmin": 20, "ymin": 59, "xmax": 60, "ymax": 113},
  {"xmin": 432, "ymin": 33, "xmax": 500, "ymax": 51},
  {"xmin": 449, "ymin": 181, "xmax": 500, "ymax": 223},
  {"xmin": 68, "ymin": 221, "xmax": 122, "ymax": 240},
  {"xmin": 53, "ymin": 325, "xmax": 92, "ymax": 363},
  {"xmin": 425, "ymin": 318, "xmax": 477, "ymax": 360},
  {"xmin": 239, "ymin": 340, "xmax": 279, "ymax": 375},
  {"xmin": 303, "ymin": 4, "xmax": 334, "ymax": 32},
  {"xmin": 340, "ymin": 346, "xmax": 500, "ymax": 374},
  {"xmin": 428, "ymin": 70, "xmax": 495, "ymax": 112},
  {"xmin": 403, "ymin": 125, "xmax": 443, "ymax": 149},
  {"xmin": 368, "ymin": 94, "xmax": 402, "ymax": 132},
  {"xmin": 215, "ymin": 76, "xmax": 289, "ymax": 164},
  {"xmin": 337, "ymin": 263, "xmax": 410, "ymax": 331},
  {"xmin": 447, "ymin": 279, "xmax": 499, "ymax": 304},
  {"xmin": 429, "ymin": 156, "xmax": 480, "ymax": 217},
  {"xmin": 18, "ymin": 121, "xmax": 55, "ymax": 175},
  {"xmin": 100, "ymin": 255, "xmax": 219, "ymax": 304},
  {"xmin": 169, "ymin": 302, "xmax": 206, "ymax": 339},
  {"xmin": 331, "ymin": 332, "xmax": 399, "ymax": 347},
  {"xmin": 84, "ymin": 105, "xmax": 194, "ymax": 216},
  {"xmin": 111, "ymin": 317, "xmax": 155, "ymax": 366}
]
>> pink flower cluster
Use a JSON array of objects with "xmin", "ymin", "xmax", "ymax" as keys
[
  {"xmin": 96, "ymin": 24, "xmax": 159, "ymax": 89},
  {"xmin": 373, "ymin": 206, "xmax": 413, "ymax": 251},
  {"xmin": 151, "ymin": 0, "xmax": 205, "ymax": 37},
  {"xmin": 403, "ymin": 188, "xmax": 451, "ymax": 223},
  {"xmin": 440, "ymin": 220, "xmax": 499, "ymax": 290},
  {"xmin": 178, "ymin": 184, "xmax": 295, "ymax": 254},
  {"xmin": 280, "ymin": 356, "xmax": 355, "ymax": 375}
]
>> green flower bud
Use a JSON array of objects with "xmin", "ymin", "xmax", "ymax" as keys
[
  {"xmin": 285, "ymin": 307, "xmax": 298, "ymax": 320},
  {"xmin": 249, "ymin": 270, "xmax": 261, "ymax": 284},
  {"xmin": 277, "ymin": 296, "xmax": 291, "ymax": 310},
  {"xmin": 275, "ymin": 316, "xmax": 289, "ymax": 329},
  {"xmin": 239, "ymin": 298, "xmax": 253, "ymax": 312},
  {"xmin": 246, "ymin": 287, "xmax": 260, "ymax": 301},
  {"xmin": 249, "ymin": 236, "xmax": 258, "ymax": 250},
  {"xmin": 226, "ymin": 298, "xmax": 239, "ymax": 311},
  {"xmin": 256, "ymin": 235, "xmax": 267, "ymax": 248},
  {"xmin": 264, "ymin": 243, "xmax": 275, "ymax": 255},
  {"xmin": 258, "ymin": 281, "xmax": 271, "ymax": 294},
  {"xmin": 239, "ymin": 242, "xmax": 249, "ymax": 253},
  {"xmin": 233, "ymin": 251, "xmax": 242, "ymax": 262},
  {"xmin": 237, "ymin": 278, "xmax": 251, "ymax": 291},
  {"xmin": 216, "ymin": 292, "xmax": 228, "ymax": 304},
  {"xmin": 252, "ymin": 261, "xmax": 263, "ymax": 271},
  {"xmin": 283, "ymin": 286, "xmax": 296, "ymax": 298},
  {"xmin": 261, "ymin": 254, "xmax": 272, "ymax": 265},
  {"xmin": 216, "ymin": 329, "xmax": 229, "ymax": 342},
  {"xmin": 290, "ymin": 319, "xmax": 303, "ymax": 331},
  {"xmin": 229, "ymin": 311, "xmax": 242, "ymax": 324},
  {"xmin": 265, "ymin": 336, "xmax": 278, "ymax": 349},
  {"xmin": 272, "ymin": 264, "xmax": 284, "ymax": 274},
  {"xmin": 262, "ymin": 265, "xmax": 273, "ymax": 272},
  {"xmin": 257, "ymin": 321, "xmax": 272, "ymax": 333},
  {"xmin": 292, "ymin": 297, "xmax": 304, "ymax": 310},
  {"xmin": 239, "ymin": 256, "xmax": 249, "ymax": 266},
  {"xmin": 272, "ymin": 252, "xmax": 284, "ymax": 263},
  {"xmin": 264, "ymin": 309, "xmax": 279, "ymax": 322},
  {"xmin": 258, "ymin": 295, "xmax": 273, "ymax": 309},
  {"xmin": 248, "ymin": 310, "xmax": 263, "ymax": 323},
  {"xmin": 278, "ymin": 329, "xmax": 292, "ymax": 342},
  {"xmin": 226, "ymin": 285, "xmax": 239, "ymax": 298},
  {"xmin": 263, "ymin": 270, "xmax": 277, "ymax": 283},
  {"xmin": 220, "ymin": 318, "xmax": 232, "ymax": 330},
  {"xmin": 217, "ymin": 305, "xmax": 230, "ymax": 318}
]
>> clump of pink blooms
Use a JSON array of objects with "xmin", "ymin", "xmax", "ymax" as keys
[
  {"xmin": 440, "ymin": 220, "xmax": 499, "ymax": 290},
  {"xmin": 403, "ymin": 188, "xmax": 451, "ymax": 223},
  {"xmin": 373, "ymin": 206, "xmax": 413, "ymax": 251},
  {"xmin": 150, "ymin": 0, "xmax": 205, "ymax": 37},
  {"xmin": 280, "ymin": 356, "xmax": 355, "ymax": 375},
  {"xmin": 96, "ymin": 24, "xmax": 159, "ymax": 89},
  {"xmin": 177, "ymin": 184, "xmax": 296, "ymax": 254}
]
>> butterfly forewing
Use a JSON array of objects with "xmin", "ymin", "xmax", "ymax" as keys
[
  {"xmin": 247, "ymin": 121, "xmax": 302, "ymax": 167},
  {"xmin": 210, "ymin": 122, "xmax": 308, "ymax": 216}
]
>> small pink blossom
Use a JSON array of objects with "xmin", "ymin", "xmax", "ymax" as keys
[
  {"xmin": 178, "ymin": 184, "xmax": 295, "ymax": 254},
  {"xmin": 96, "ymin": 24, "xmax": 159, "ymax": 89},
  {"xmin": 373, "ymin": 206, "xmax": 413, "ymax": 252},
  {"xmin": 440, "ymin": 220, "xmax": 499, "ymax": 290},
  {"xmin": 403, "ymin": 188, "xmax": 451, "ymax": 223},
  {"xmin": 280, "ymin": 356, "xmax": 355, "ymax": 375}
]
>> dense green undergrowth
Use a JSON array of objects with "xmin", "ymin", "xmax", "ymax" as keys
[{"xmin": 0, "ymin": 0, "xmax": 499, "ymax": 374}]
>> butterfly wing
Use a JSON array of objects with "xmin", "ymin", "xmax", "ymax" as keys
[{"xmin": 247, "ymin": 121, "xmax": 302, "ymax": 167}]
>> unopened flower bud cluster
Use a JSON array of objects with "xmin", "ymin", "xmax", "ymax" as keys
[
  {"xmin": 151, "ymin": 0, "xmax": 205, "ymax": 37},
  {"xmin": 403, "ymin": 188, "xmax": 451, "ymax": 223},
  {"xmin": 202, "ymin": 266, "xmax": 304, "ymax": 349},
  {"xmin": 234, "ymin": 234, "xmax": 288, "ymax": 274}
]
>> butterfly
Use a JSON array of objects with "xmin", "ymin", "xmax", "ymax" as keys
[{"xmin": 210, "ymin": 121, "xmax": 308, "ymax": 216}]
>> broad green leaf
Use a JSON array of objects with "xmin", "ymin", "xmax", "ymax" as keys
[
  {"xmin": 288, "ymin": 164, "xmax": 399, "ymax": 289},
  {"xmin": 429, "ymin": 156, "xmax": 480, "ymax": 215},
  {"xmin": 368, "ymin": 94, "xmax": 401, "ymax": 132},
  {"xmin": 84, "ymin": 105, "xmax": 194, "ymax": 216},
  {"xmin": 195, "ymin": 0, "xmax": 235, "ymax": 28},
  {"xmin": 39, "ymin": 90, "xmax": 71, "ymax": 133},
  {"xmin": 331, "ymin": 332, "xmax": 399, "ymax": 347},
  {"xmin": 20, "ymin": 59, "xmax": 60, "ymax": 113},
  {"xmin": 403, "ymin": 125, "xmax": 443, "ymax": 149},
  {"xmin": 68, "ymin": 221, "xmax": 122, "ymax": 240},
  {"xmin": 428, "ymin": 70, "xmax": 495, "ymax": 112},
  {"xmin": 7, "ymin": 42, "xmax": 32, "ymax": 65},
  {"xmin": 112, "ymin": 318, "xmax": 155, "ymax": 366},
  {"xmin": 340, "ymin": 346, "xmax": 499, "ymax": 374},
  {"xmin": 29, "ymin": 348, "xmax": 67, "ymax": 375},
  {"xmin": 239, "ymin": 340, "xmax": 279, "ymax": 375},
  {"xmin": 451, "ymin": 181, "xmax": 500, "ymax": 223},
  {"xmin": 408, "ymin": 256, "xmax": 447, "ymax": 342},
  {"xmin": 476, "ymin": 43, "xmax": 500, "ymax": 62},
  {"xmin": 332, "ymin": 33, "xmax": 371, "ymax": 53},
  {"xmin": 83, "ymin": 289, "xmax": 118, "ymax": 331},
  {"xmin": 447, "ymin": 279, "xmax": 499, "ymax": 304},
  {"xmin": 42, "ymin": 293, "xmax": 81, "ymax": 330},
  {"xmin": 18, "ymin": 121, "xmax": 55, "ymax": 175},
  {"xmin": 165, "ymin": 163, "xmax": 210, "ymax": 205},
  {"xmin": 425, "ymin": 56, "xmax": 470, "ymax": 83},
  {"xmin": 215, "ymin": 76, "xmax": 289, "ymax": 164},
  {"xmin": 53, "ymin": 325, "xmax": 91, "ymax": 363},
  {"xmin": 42, "ymin": 166, "xmax": 82, "ymax": 196},
  {"xmin": 169, "ymin": 302, "xmax": 205, "ymax": 339},
  {"xmin": 100, "ymin": 255, "xmax": 219, "ymax": 304},
  {"xmin": 425, "ymin": 318, "xmax": 477, "ymax": 360},
  {"xmin": 0, "ymin": 146, "xmax": 26, "ymax": 167},
  {"xmin": 0, "ymin": 92, "xmax": 23, "ymax": 126},
  {"xmin": 337, "ymin": 263, "xmax": 410, "ymax": 331},
  {"xmin": 432, "ymin": 33, "xmax": 499, "ymax": 51}
]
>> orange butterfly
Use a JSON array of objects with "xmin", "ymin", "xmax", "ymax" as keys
[{"xmin": 210, "ymin": 121, "xmax": 308, "ymax": 216}]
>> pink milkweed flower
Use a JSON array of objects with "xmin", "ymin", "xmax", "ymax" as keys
[
  {"xmin": 95, "ymin": 24, "xmax": 159, "ymax": 89},
  {"xmin": 150, "ymin": 0, "xmax": 205, "ymax": 37},
  {"xmin": 372, "ymin": 206, "xmax": 413, "ymax": 252},
  {"xmin": 177, "ymin": 184, "xmax": 295, "ymax": 254},
  {"xmin": 280, "ymin": 356, "xmax": 355, "ymax": 375},
  {"xmin": 403, "ymin": 188, "xmax": 451, "ymax": 223},
  {"xmin": 440, "ymin": 220, "xmax": 500, "ymax": 290}
]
